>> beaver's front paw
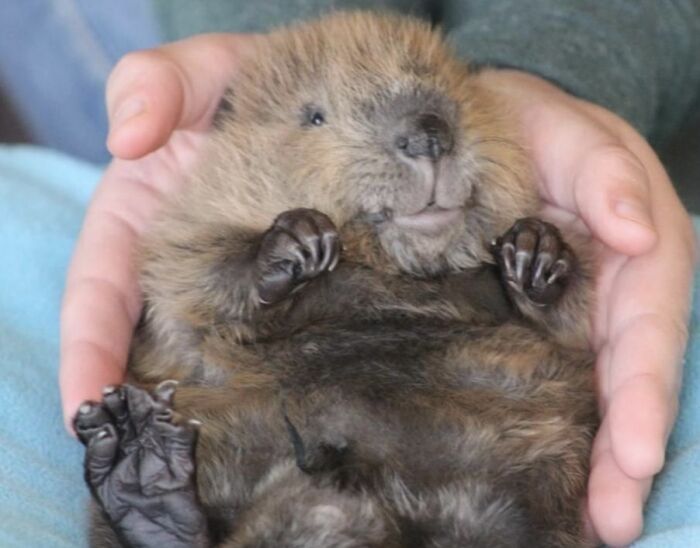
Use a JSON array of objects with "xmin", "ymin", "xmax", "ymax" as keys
[
  {"xmin": 492, "ymin": 218, "xmax": 575, "ymax": 307},
  {"xmin": 256, "ymin": 208, "xmax": 340, "ymax": 305},
  {"xmin": 74, "ymin": 381, "xmax": 209, "ymax": 548}
]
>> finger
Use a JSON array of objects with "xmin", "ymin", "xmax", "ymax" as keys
[
  {"xmin": 597, "ymin": 135, "xmax": 693, "ymax": 480},
  {"xmin": 568, "ymin": 144, "xmax": 657, "ymax": 254},
  {"xmin": 106, "ymin": 33, "xmax": 254, "ymax": 159},
  {"xmin": 588, "ymin": 419, "xmax": 650, "ymax": 546},
  {"xmin": 604, "ymin": 317, "xmax": 684, "ymax": 478},
  {"xmin": 60, "ymin": 162, "xmax": 170, "ymax": 432},
  {"xmin": 526, "ymin": 102, "xmax": 657, "ymax": 254}
]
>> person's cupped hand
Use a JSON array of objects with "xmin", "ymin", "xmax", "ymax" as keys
[
  {"xmin": 60, "ymin": 33, "xmax": 254, "ymax": 428},
  {"xmin": 478, "ymin": 69, "xmax": 695, "ymax": 546}
]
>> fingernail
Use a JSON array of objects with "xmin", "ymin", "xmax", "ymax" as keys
[
  {"xmin": 614, "ymin": 199, "xmax": 653, "ymax": 229},
  {"xmin": 111, "ymin": 97, "xmax": 146, "ymax": 127}
]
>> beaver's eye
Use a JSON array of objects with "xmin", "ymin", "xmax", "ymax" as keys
[{"xmin": 302, "ymin": 104, "xmax": 326, "ymax": 127}]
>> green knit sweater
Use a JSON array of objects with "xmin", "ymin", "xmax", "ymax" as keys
[{"xmin": 152, "ymin": 0, "xmax": 700, "ymax": 145}]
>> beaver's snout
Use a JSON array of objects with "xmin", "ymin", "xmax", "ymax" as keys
[{"xmin": 394, "ymin": 113, "xmax": 453, "ymax": 161}]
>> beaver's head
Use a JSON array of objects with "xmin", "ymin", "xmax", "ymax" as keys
[{"xmin": 214, "ymin": 12, "xmax": 538, "ymax": 274}]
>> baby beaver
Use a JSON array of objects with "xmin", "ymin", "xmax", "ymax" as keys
[{"xmin": 74, "ymin": 11, "xmax": 598, "ymax": 548}]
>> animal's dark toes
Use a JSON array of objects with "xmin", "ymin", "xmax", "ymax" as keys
[
  {"xmin": 547, "ymin": 248, "xmax": 573, "ymax": 285},
  {"xmin": 274, "ymin": 208, "xmax": 339, "ymax": 280},
  {"xmin": 157, "ymin": 430, "xmax": 200, "ymax": 491},
  {"xmin": 498, "ymin": 241, "xmax": 516, "ymax": 282},
  {"xmin": 530, "ymin": 230, "xmax": 560, "ymax": 291},
  {"xmin": 319, "ymin": 226, "xmax": 340, "ymax": 273},
  {"xmin": 258, "ymin": 265, "xmax": 298, "ymax": 304},
  {"xmin": 256, "ymin": 208, "xmax": 340, "ymax": 304},
  {"xmin": 77, "ymin": 382, "xmax": 208, "ymax": 548},
  {"xmin": 154, "ymin": 408, "xmax": 199, "ymax": 455},
  {"xmin": 121, "ymin": 383, "xmax": 169, "ymax": 424},
  {"xmin": 100, "ymin": 384, "xmax": 134, "ymax": 440},
  {"xmin": 84, "ymin": 423, "xmax": 119, "ymax": 487},
  {"xmin": 154, "ymin": 379, "xmax": 179, "ymax": 406},
  {"xmin": 304, "ymin": 209, "xmax": 340, "ymax": 273},
  {"xmin": 276, "ymin": 212, "xmax": 322, "ymax": 273},
  {"xmin": 74, "ymin": 401, "xmax": 120, "ymax": 488},
  {"xmin": 74, "ymin": 401, "xmax": 113, "ymax": 446},
  {"xmin": 493, "ymin": 218, "xmax": 574, "ymax": 306}
]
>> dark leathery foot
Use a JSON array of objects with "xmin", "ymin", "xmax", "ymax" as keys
[
  {"xmin": 492, "ymin": 217, "xmax": 575, "ymax": 306},
  {"xmin": 256, "ymin": 208, "xmax": 340, "ymax": 305},
  {"xmin": 74, "ymin": 381, "xmax": 209, "ymax": 548}
]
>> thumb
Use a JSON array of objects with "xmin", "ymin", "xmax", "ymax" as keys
[
  {"xmin": 525, "ymin": 102, "xmax": 658, "ymax": 255},
  {"xmin": 566, "ymin": 143, "xmax": 657, "ymax": 255},
  {"xmin": 106, "ymin": 33, "xmax": 254, "ymax": 159}
]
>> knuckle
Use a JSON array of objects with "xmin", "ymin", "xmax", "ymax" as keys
[
  {"xmin": 111, "ymin": 49, "xmax": 170, "ymax": 78},
  {"xmin": 616, "ymin": 312, "xmax": 689, "ymax": 396},
  {"xmin": 646, "ymin": 312, "xmax": 690, "ymax": 350},
  {"xmin": 626, "ymin": 311, "xmax": 690, "ymax": 351},
  {"xmin": 106, "ymin": 49, "xmax": 183, "ymax": 109}
]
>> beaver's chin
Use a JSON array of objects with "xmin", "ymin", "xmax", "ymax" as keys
[{"xmin": 392, "ymin": 206, "xmax": 464, "ymax": 236}]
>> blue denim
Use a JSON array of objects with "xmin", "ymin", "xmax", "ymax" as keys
[{"xmin": 0, "ymin": 0, "xmax": 162, "ymax": 162}]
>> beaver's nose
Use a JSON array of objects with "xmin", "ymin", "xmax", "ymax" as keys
[{"xmin": 395, "ymin": 113, "xmax": 453, "ymax": 161}]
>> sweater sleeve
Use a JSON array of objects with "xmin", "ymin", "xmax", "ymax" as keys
[
  {"xmin": 152, "ymin": 0, "xmax": 428, "ymax": 38},
  {"xmin": 441, "ymin": 0, "xmax": 700, "ymax": 144}
]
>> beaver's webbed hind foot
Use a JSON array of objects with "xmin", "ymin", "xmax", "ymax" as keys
[{"xmin": 74, "ymin": 381, "xmax": 209, "ymax": 548}]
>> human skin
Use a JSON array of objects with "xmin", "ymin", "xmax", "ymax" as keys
[{"xmin": 59, "ymin": 33, "xmax": 695, "ymax": 547}]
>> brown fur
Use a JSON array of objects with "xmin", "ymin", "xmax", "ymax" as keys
[{"xmin": 94, "ymin": 11, "xmax": 598, "ymax": 547}]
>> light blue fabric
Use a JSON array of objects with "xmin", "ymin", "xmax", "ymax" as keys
[
  {"xmin": 0, "ymin": 144, "xmax": 697, "ymax": 546},
  {"xmin": 0, "ymin": 145, "xmax": 98, "ymax": 547}
]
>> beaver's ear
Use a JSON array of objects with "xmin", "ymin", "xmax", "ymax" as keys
[{"xmin": 212, "ymin": 87, "xmax": 236, "ymax": 128}]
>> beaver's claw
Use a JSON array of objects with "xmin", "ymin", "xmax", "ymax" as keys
[{"xmin": 256, "ymin": 208, "xmax": 340, "ymax": 305}]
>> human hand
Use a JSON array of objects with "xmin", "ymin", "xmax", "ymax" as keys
[
  {"xmin": 478, "ymin": 69, "xmax": 695, "ymax": 546},
  {"xmin": 59, "ymin": 33, "xmax": 254, "ymax": 430}
]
